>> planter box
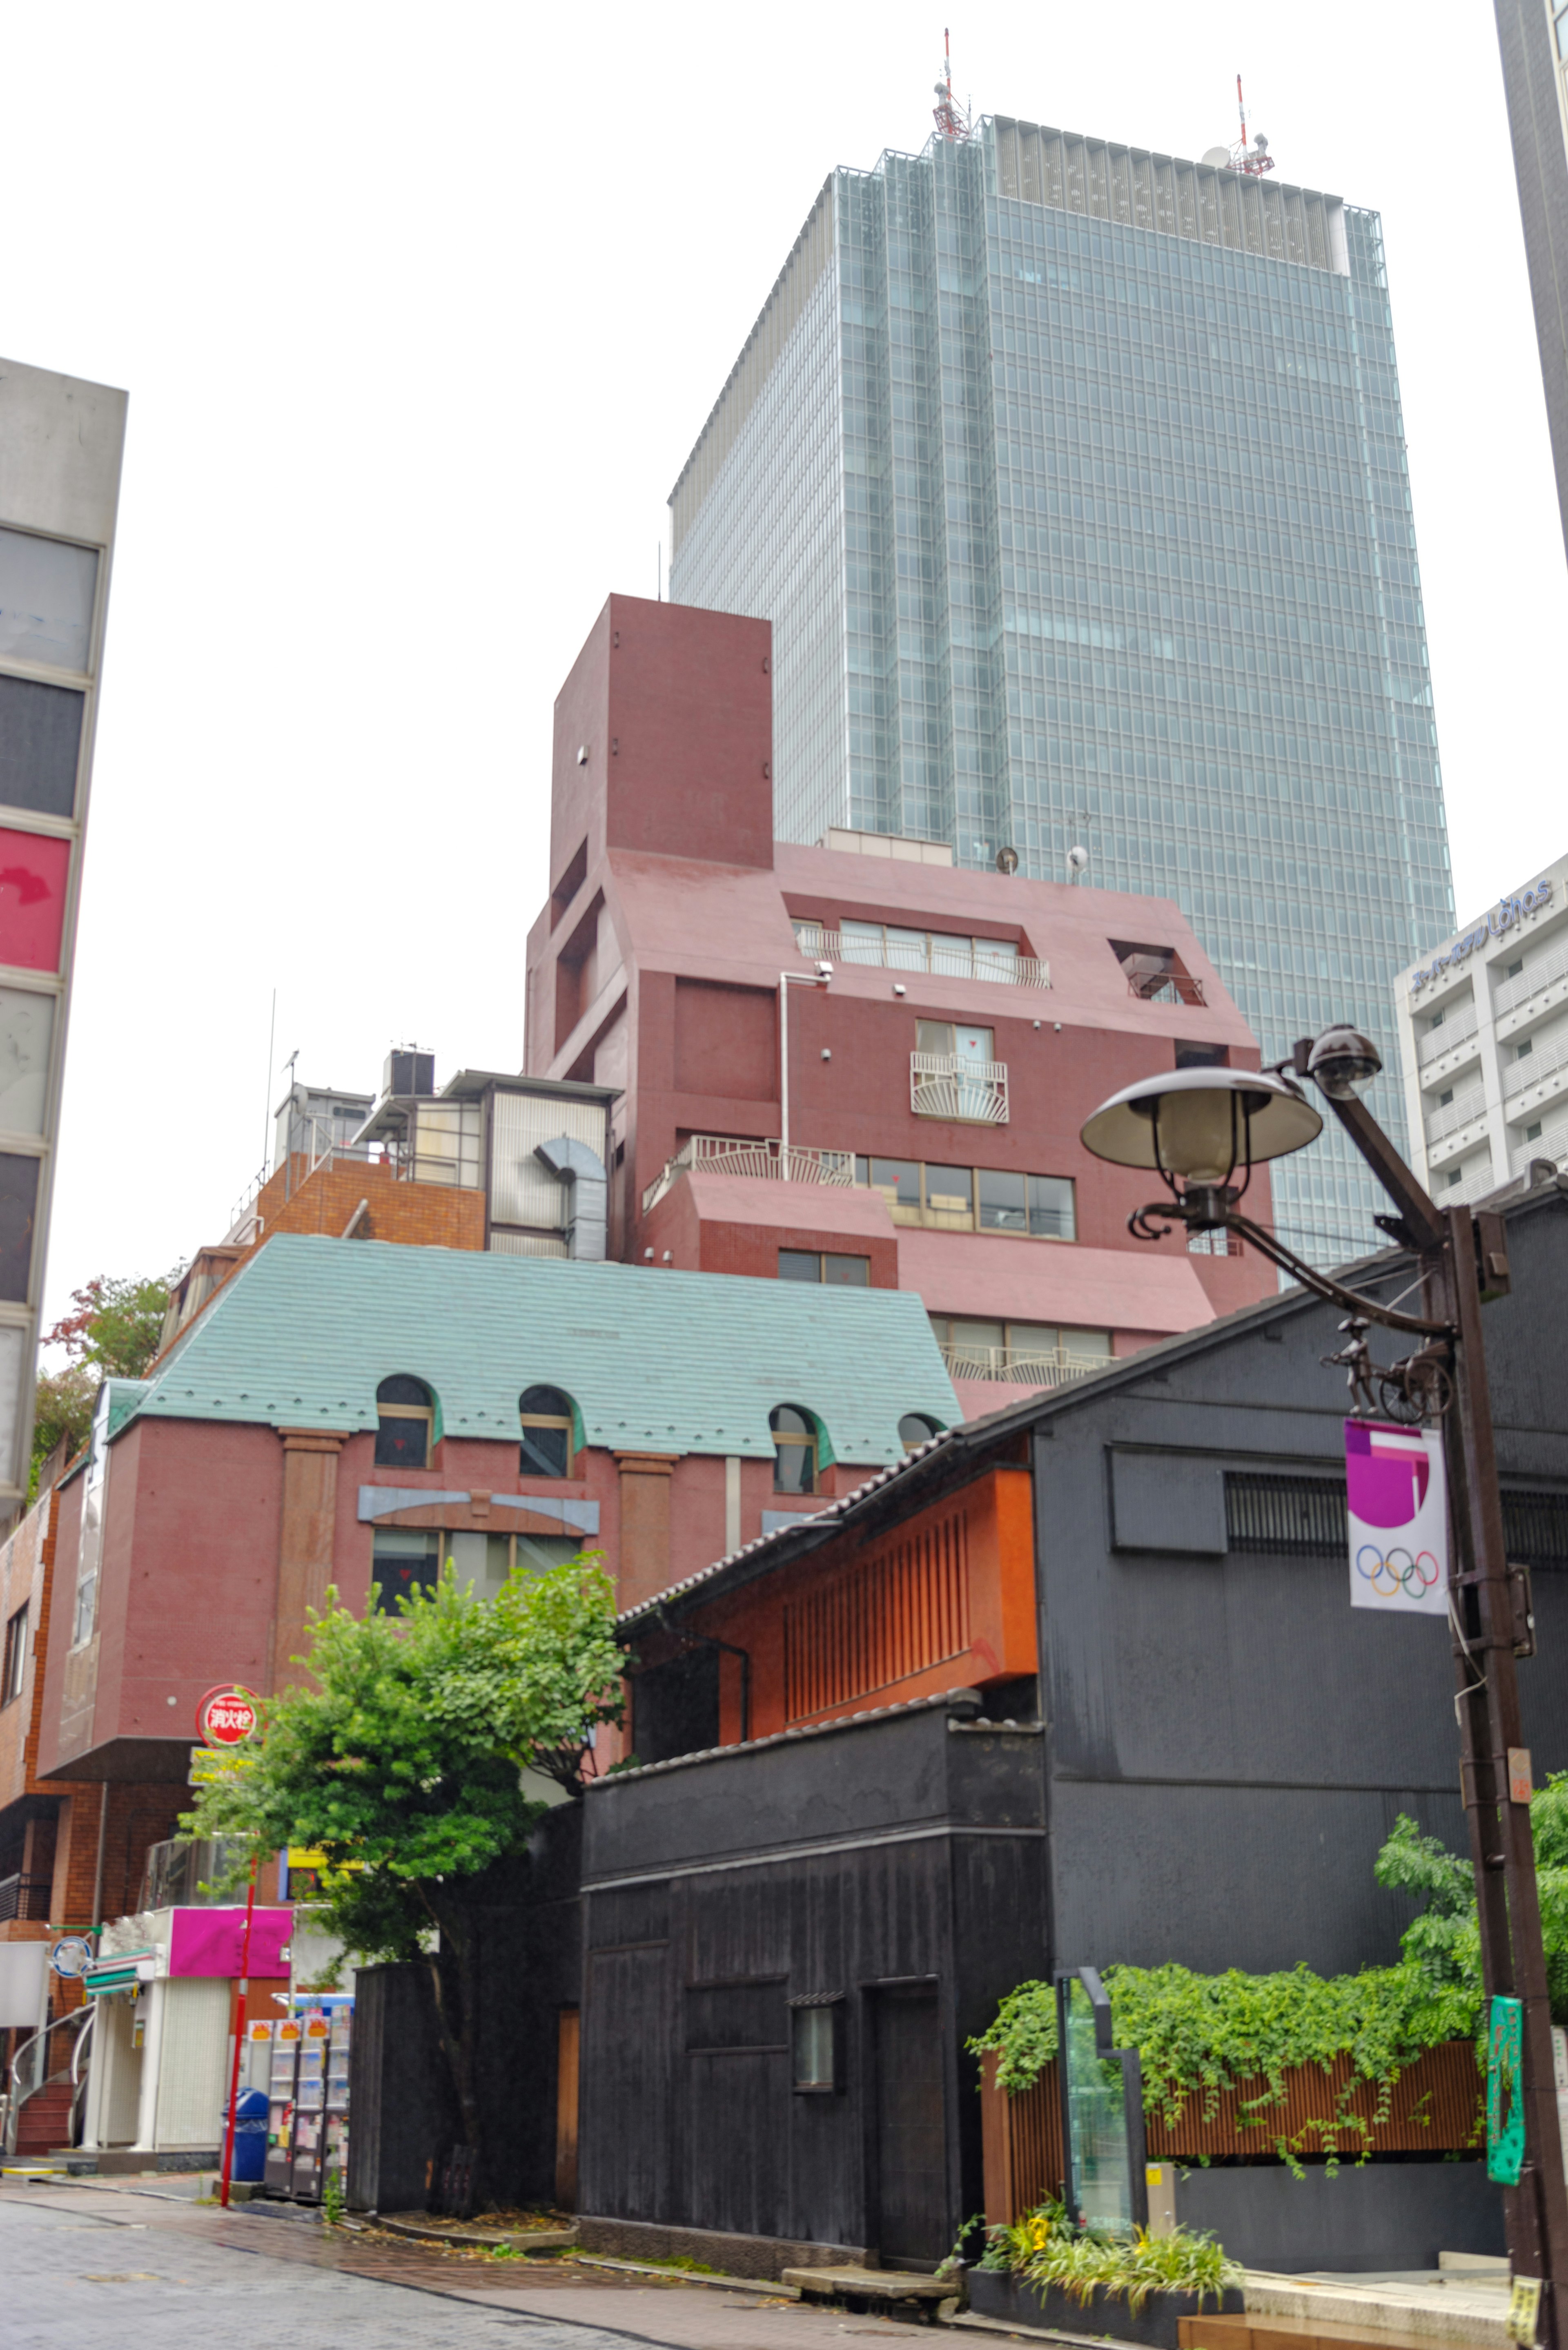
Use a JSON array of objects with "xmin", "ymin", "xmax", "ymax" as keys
[{"xmin": 967, "ymin": 2267, "xmax": 1246, "ymax": 2348}]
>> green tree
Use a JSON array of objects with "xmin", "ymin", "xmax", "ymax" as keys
[
  {"xmin": 182, "ymin": 1556, "xmax": 624, "ymax": 2191},
  {"xmin": 45, "ymin": 1269, "xmax": 178, "ymax": 1380},
  {"xmin": 29, "ymin": 1362, "xmax": 97, "ymax": 1497}
]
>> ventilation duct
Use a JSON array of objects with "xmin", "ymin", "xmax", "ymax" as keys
[{"xmin": 534, "ymin": 1137, "xmax": 608, "ymax": 1262}]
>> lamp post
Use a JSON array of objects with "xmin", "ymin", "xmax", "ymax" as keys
[
  {"xmin": 778, "ymin": 961, "xmax": 832, "ymax": 1167},
  {"xmin": 1082, "ymin": 1029, "xmax": 1568, "ymax": 2345}
]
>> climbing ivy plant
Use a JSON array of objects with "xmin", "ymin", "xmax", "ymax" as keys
[{"xmin": 970, "ymin": 1791, "xmax": 1568, "ymax": 2154}]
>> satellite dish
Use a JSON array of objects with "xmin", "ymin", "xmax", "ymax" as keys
[
  {"xmin": 995, "ymin": 845, "xmax": 1020, "ymax": 876},
  {"xmin": 1200, "ymin": 146, "xmax": 1230, "ymax": 168},
  {"xmin": 1067, "ymin": 844, "xmax": 1090, "ymax": 877}
]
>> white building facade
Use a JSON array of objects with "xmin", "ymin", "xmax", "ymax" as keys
[{"xmin": 1394, "ymin": 852, "xmax": 1568, "ymax": 1202}]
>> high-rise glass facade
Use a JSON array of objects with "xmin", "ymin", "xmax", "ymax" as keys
[{"xmin": 669, "ymin": 119, "xmax": 1454, "ymax": 1264}]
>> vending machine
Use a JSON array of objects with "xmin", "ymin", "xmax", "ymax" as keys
[{"xmin": 264, "ymin": 2015, "xmax": 303, "ymax": 2193}]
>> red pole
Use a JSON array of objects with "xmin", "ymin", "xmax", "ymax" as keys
[{"xmin": 219, "ymin": 1853, "xmax": 258, "ymax": 2210}]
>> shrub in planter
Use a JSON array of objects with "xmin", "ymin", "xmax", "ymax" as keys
[{"xmin": 968, "ymin": 2200, "xmax": 1245, "ymax": 2350}]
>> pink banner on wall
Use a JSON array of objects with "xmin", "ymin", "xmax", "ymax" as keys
[
  {"xmin": 0, "ymin": 828, "xmax": 71, "ymax": 972},
  {"xmin": 168, "ymin": 1906, "xmax": 292, "ymax": 1979}
]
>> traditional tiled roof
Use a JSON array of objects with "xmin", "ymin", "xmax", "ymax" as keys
[{"xmin": 121, "ymin": 1234, "xmax": 958, "ymax": 1465}]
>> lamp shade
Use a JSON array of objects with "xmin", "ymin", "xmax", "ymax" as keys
[{"xmin": 1080, "ymin": 1068, "xmax": 1323, "ymax": 1181}]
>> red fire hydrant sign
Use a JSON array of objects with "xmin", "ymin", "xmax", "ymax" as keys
[{"xmin": 196, "ymin": 1685, "xmax": 259, "ymax": 1748}]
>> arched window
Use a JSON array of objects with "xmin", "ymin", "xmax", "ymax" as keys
[
  {"xmin": 375, "ymin": 1375, "xmax": 434, "ymax": 1469},
  {"xmin": 769, "ymin": 1405, "xmax": 819, "ymax": 1495},
  {"xmin": 898, "ymin": 1413, "xmax": 942, "ymax": 1454},
  {"xmin": 520, "ymin": 1386, "xmax": 575, "ymax": 1479}
]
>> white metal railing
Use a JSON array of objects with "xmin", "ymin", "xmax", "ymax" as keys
[
  {"xmin": 1512, "ymin": 1118, "xmax": 1568, "ymax": 1179},
  {"xmin": 641, "ymin": 1135, "xmax": 855, "ymax": 1215},
  {"xmin": 1424, "ymin": 1084, "xmax": 1487, "ymax": 1144},
  {"xmin": 911, "ymin": 1053, "xmax": 1009, "ymax": 1124},
  {"xmin": 1495, "ymin": 941, "xmax": 1568, "ymax": 1020},
  {"xmin": 1417, "ymin": 1002, "xmax": 1479, "ymax": 1066},
  {"xmin": 795, "ymin": 927, "xmax": 1050, "ymax": 989},
  {"xmin": 1, "ymin": 2004, "xmax": 93, "ymax": 2158},
  {"xmin": 1437, "ymin": 1164, "xmax": 1501, "ymax": 1206},
  {"xmin": 941, "ymin": 1345, "xmax": 1109, "ymax": 1388},
  {"xmin": 1503, "ymin": 1026, "xmax": 1568, "ymax": 1100}
]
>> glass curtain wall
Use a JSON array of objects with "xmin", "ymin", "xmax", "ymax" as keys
[{"xmin": 671, "ymin": 123, "xmax": 1454, "ymax": 1264}]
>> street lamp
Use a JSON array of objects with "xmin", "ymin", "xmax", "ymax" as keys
[
  {"xmin": 778, "ymin": 961, "xmax": 832, "ymax": 1167},
  {"xmin": 1083, "ymin": 1029, "xmax": 1568, "ymax": 2342}
]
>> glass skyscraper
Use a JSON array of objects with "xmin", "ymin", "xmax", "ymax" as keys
[{"xmin": 669, "ymin": 117, "xmax": 1454, "ymax": 1264}]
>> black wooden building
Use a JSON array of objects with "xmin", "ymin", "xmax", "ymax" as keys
[{"xmin": 354, "ymin": 1177, "xmax": 1568, "ymax": 2271}]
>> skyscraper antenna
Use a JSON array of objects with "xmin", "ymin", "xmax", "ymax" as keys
[
  {"xmin": 1228, "ymin": 75, "xmax": 1274, "ymax": 175},
  {"xmin": 933, "ymin": 29, "xmax": 971, "ymax": 143}
]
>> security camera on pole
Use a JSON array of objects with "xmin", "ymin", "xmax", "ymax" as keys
[{"xmin": 1082, "ymin": 1030, "xmax": 1568, "ymax": 2349}]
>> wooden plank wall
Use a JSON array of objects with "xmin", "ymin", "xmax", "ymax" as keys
[{"xmin": 979, "ymin": 2043, "xmax": 1483, "ymax": 2223}]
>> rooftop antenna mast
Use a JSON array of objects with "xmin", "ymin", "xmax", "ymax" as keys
[
  {"xmin": 1228, "ymin": 74, "xmax": 1274, "ymax": 175},
  {"xmin": 933, "ymin": 29, "xmax": 971, "ymax": 143}
]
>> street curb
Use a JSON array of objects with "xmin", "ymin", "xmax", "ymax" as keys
[
  {"xmin": 576, "ymin": 2254, "xmax": 801, "ymax": 2299},
  {"xmin": 376, "ymin": 2215, "xmax": 579, "ymax": 2253}
]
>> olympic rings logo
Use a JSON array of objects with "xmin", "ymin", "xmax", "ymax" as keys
[{"xmin": 1355, "ymin": 1545, "xmax": 1441, "ymax": 1599}]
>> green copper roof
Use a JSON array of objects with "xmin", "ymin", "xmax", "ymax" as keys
[{"xmin": 129, "ymin": 1235, "xmax": 958, "ymax": 1465}]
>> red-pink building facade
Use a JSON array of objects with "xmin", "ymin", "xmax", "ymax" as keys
[{"xmin": 527, "ymin": 594, "xmax": 1277, "ymax": 1412}]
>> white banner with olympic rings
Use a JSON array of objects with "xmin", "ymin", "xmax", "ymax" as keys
[{"xmin": 1345, "ymin": 1418, "xmax": 1448, "ymax": 1616}]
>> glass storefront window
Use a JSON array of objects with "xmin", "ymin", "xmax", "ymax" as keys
[{"xmin": 0, "ymin": 529, "xmax": 97, "ymax": 673}]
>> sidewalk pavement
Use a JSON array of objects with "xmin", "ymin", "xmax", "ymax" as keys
[{"xmin": 0, "ymin": 2180, "xmax": 953, "ymax": 2350}]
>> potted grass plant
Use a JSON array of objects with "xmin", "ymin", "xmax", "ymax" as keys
[{"xmin": 964, "ymin": 2197, "xmax": 1246, "ymax": 2348}]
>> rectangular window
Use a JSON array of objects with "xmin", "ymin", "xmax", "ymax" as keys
[
  {"xmin": 818, "ymin": 920, "xmax": 1025, "ymax": 983},
  {"xmin": 923, "ymin": 1165, "xmax": 974, "ymax": 1222},
  {"xmin": 370, "ymin": 1530, "xmax": 441, "ymax": 1610},
  {"xmin": 0, "ymin": 676, "xmax": 86, "ymax": 819},
  {"xmin": 2, "ymin": 1601, "xmax": 26, "ymax": 1704},
  {"xmin": 778, "ymin": 1249, "xmax": 869, "ymax": 1284},
  {"xmin": 930, "ymin": 1315, "xmax": 1110, "ymax": 1382},
  {"xmin": 977, "ymin": 1168, "xmax": 1027, "ymax": 1232},
  {"xmin": 1029, "ymin": 1175, "xmax": 1076, "ymax": 1240},
  {"xmin": 1516, "ymin": 1039, "xmax": 1534, "ymax": 1061},
  {"xmin": 0, "ymin": 528, "xmax": 98, "ymax": 674},
  {"xmin": 1175, "ymin": 1040, "xmax": 1227, "ymax": 1070},
  {"xmin": 917, "ymin": 1019, "xmax": 994, "ymax": 1063},
  {"xmin": 0, "ymin": 989, "xmax": 54, "ymax": 1135},
  {"xmin": 791, "ymin": 2001, "xmax": 842, "ymax": 2092}
]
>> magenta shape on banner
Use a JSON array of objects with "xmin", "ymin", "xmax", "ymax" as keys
[
  {"xmin": 1345, "ymin": 1419, "xmax": 1430, "ymax": 1531},
  {"xmin": 168, "ymin": 1906, "xmax": 292, "ymax": 1979}
]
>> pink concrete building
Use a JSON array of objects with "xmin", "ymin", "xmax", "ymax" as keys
[{"xmin": 527, "ymin": 594, "xmax": 1277, "ymax": 1413}]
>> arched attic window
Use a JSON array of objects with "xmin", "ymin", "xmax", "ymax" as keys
[
  {"xmin": 898, "ymin": 1413, "xmax": 943, "ymax": 1454},
  {"xmin": 520, "ymin": 1386, "xmax": 576, "ymax": 1479},
  {"xmin": 769, "ymin": 1405, "xmax": 822, "ymax": 1496},
  {"xmin": 376, "ymin": 1375, "xmax": 435, "ymax": 1470}
]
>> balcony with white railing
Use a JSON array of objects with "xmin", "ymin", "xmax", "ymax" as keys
[
  {"xmin": 641, "ymin": 1135, "xmax": 855, "ymax": 1215},
  {"xmin": 940, "ymin": 1344, "xmax": 1109, "ymax": 1389},
  {"xmin": 1417, "ymin": 1002, "xmax": 1479, "ymax": 1066},
  {"xmin": 794, "ymin": 925, "xmax": 1049, "ymax": 989},
  {"xmin": 1495, "ymin": 940, "xmax": 1568, "ymax": 1020},
  {"xmin": 1512, "ymin": 1117, "xmax": 1568, "ymax": 1180},
  {"xmin": 1502, "ymin": 1026, "xmax": 1568, "ymax": 1101},
  {"xmin": 910, "ymin": 1053, "xmax": 1009, "ymax": 1124},
  {"xmin": 1424, "ymin": 1084, "xmax": 1487, "ymax": 1146}
]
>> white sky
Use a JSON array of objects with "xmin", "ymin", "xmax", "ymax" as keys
[{"xmin": 12, "ymin": 0, "xmax": 1566, "ymax": 1330}]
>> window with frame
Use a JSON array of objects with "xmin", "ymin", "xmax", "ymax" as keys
[
  {"xmin": 519, "ymin": 1386, "xmax": 575, "ymax": 1478},
  {"xmin": 778, "ymin": 1249, "xmax": 870, "ymax": 1285},
  {"xmin": 856, "ymin": 1157, "xmax": 1074, "ymax": 1241},
  {"xmin": 790, "ymin": 1998, "xmax": 843, "ymax": 2092},
  {"xmin": 375, "ymin": 1375, "xmax": 434, "ymax": 1469},
  {"xmin": 796, "ymin": 919, "xmax": 1020, "ymax": 983},
  {"xmin": 898, "ymin": 1414, "xmax": 942, "ymax": 1452},
  {"xmin": 769, "ymin": 1405, "xmax": 819, "ymax": 1494},
  {"xmin": 370, "ymin": 1530, "xmax": 441, "ymax": 1610},
  {"xmin": 2, "ymin": 1602, "xmax": 27, "ymax": 1705}
]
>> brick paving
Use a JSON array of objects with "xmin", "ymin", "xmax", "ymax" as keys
[{"xmin": 0, "ymin": 2181, "xmax": 944, "ymax": 2349}]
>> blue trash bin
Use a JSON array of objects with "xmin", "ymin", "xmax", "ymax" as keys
[{"xmin": 223, "ymin": 2085, "xmax": 270, "ymax": 2184}]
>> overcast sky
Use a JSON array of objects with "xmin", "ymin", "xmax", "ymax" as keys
[{"xmin": 12, "ymin": 0, "xmax": 1566, "ymax": 1328}]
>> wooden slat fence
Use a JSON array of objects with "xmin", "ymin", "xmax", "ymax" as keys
[{"xmin": 979, "ymin": 2042, "xmax": 1483, "ymax": 2223}]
